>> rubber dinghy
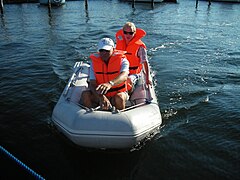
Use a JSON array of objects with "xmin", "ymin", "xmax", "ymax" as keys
[{"xmin": 52, "ymin": 61, "xmax": 162, "ymax": 150}]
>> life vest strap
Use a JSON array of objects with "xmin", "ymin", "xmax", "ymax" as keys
[
  {"xmin": 129, "ymin": 66, "xmax": 138, "ymax": 70},
  {"xmin": 108, "ymin": 84, "xmax": 126, "ymax": 93},
  {"xmin": 96, "ymin": 71, "xmax": 119, "ymax": 75}
]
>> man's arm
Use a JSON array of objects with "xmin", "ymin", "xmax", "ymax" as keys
[
  {"xmin": 96, "ymin": 58, "xmax": 129, "ymax": 94},
  {"xmin": 138, "ymin": 46, "xmax": 152, "ymax": 86},
  {"xmin": 96, "ymin": 71, "xmax": 128, "ymax": 95}
]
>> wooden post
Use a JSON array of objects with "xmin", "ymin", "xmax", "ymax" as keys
[
  {"xmin": 208, "ymin": 0, "xmax": 211, "ymax": 6},
  {"xmin": 85, "ymin": 0, "xmax": 88, "ymax": 10},
  {"xmin": 0, "ymin": 0, "xmax": 3, "ymax": 14},
  {"xmin": 195, "ymin": 0, "xmax": 198, "ymax": 9},
  {"xmin": 151, "ymin": 0, "xmax": 154, "ymax": 9},
  {"xmin": 132, "ymin": 0, "xmax": 135, "ymax": 9},
  {"xmin": 48, "ymin": 0, "xmax": 51, "ymax": 14}
]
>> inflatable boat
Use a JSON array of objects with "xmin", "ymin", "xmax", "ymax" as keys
[{"xmin": 52, "ymin": 61, "xmax": 162, "ymax": 150}]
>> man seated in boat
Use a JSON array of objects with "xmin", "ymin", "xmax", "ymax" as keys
[
  {"xmin": 81, "ymin": 37, "xmax": 130, "ymax": 110},
  {"xmin": 115, "ymin": 22, "xmax": 152, "ymax": 93}
]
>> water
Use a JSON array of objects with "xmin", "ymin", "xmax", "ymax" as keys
[{"xmin": 1, "ymin": 0, "xmax": 240, "ymax": 179}]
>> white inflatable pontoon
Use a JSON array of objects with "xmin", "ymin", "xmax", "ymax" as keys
[{"xmin": 52, "ymin": 61, "xmax": 162, "ymax": 150}]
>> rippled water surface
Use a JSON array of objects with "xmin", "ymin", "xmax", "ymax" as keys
[{"xmin": 0, "ymin": 0, "xmax": 240, "ymax": 179}]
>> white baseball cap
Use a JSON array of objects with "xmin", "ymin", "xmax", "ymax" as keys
[{"xmin": 98, "ymin": 38, "xmax": 115, "ymax": 51}]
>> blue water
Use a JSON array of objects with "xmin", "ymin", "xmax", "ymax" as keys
[{"xmin": 0, "ymin": 0, "xmax": 240, "ymax": 179}]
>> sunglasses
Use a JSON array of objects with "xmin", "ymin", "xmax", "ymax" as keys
[
  {"xmin": 99, "ymin": 49, "xmax": 110, "ymax": 53},
  {"xmin": 123, "ymin": 31, "xmax": 134, "ymax": 35}
]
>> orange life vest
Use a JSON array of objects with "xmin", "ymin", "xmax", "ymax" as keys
[
  {"xmin": 90, "ymin": 51, "xmax": 127, "ymax": 97},
  {"xmin": 115, "ymin": 28, "xmax": 147, "ymax": 75}
]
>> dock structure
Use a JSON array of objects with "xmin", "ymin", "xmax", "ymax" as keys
[
  {"xmin": 0, "ymin": 0, "xmax": 179, "ymax": 12},
  {"xmin": 130, "ymin": 0, "xmax": 177, "ymax": 8},
  {"xmin": 3, "ymin": 0, "xmax": 37, "ymax": 3}
]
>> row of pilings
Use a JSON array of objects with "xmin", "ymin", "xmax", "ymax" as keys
[
  {"xmin": 0, "ymin": 0, "xmax": 176, "ymax": 14},
  {"xmin": 1, "ymin": 0, "xmax": 213, "ymax": 15}
]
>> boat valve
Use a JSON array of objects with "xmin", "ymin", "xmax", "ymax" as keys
[{"xmin": 111, "ymin": 106, "xmax": 120, "ymax": 114}]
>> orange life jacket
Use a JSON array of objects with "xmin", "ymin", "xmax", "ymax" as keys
[
  {"xmin": 90, "ymin": 50, "xmax": 127, "ymax": 97},
  {"xmin": 115, "ymin": 28, "xmax": 147, "ymax": 75}
]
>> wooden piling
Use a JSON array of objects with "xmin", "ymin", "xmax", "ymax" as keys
[
  {"xmin": 208, "ymin": 0, "xmax": 211, "ymax": 6},
  {"xmin": 151, "ymin": 0, "xmax": 154, "ymax": 9},
  {"xmin": 85, "ymin": 0, "xmax": 88, "ymax": 9},
  {"xmin": 48, "ymin": 0, "xmax": 51, "ymax": 13},
  {"xmin": 1, "ymin": 0, "xmax": 3, "ymax": 14},
  {"xmin": 132, "ymin": 0, "xmax": 135, "ymax": 9},
  {"xmin": 195, "ymin": 0, "xmax": 198, "ymax": 8}
]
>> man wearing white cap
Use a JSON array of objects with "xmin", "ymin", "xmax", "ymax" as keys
[{"xmin": 81, "ymin": 37, "xmax": 129, "ymax": 110}]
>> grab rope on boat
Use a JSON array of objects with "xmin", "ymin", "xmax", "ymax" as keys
[{"xmin": 0, "ymin": 145, "xmax": 45, "ymax": 180}]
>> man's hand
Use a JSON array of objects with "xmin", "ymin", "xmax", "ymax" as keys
[
  {"xmin": 146, "ymin": 79, "xmax": 152, "ymax": 87},
  {"xmin": 99, "ymin": 94, "xmax": 112, "ymax": 110},
  {"xmin": 96, "ymin": 82, "xmax": 112, "ymax": 95}
]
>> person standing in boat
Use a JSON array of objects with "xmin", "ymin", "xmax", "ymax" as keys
[
  {"xmin": 115, "ymin": 22, "xmax": 152, "ymax": 92},
  {"xmin": 81, "ymin": 37, "xmax": 129, "ymax": 110}
]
